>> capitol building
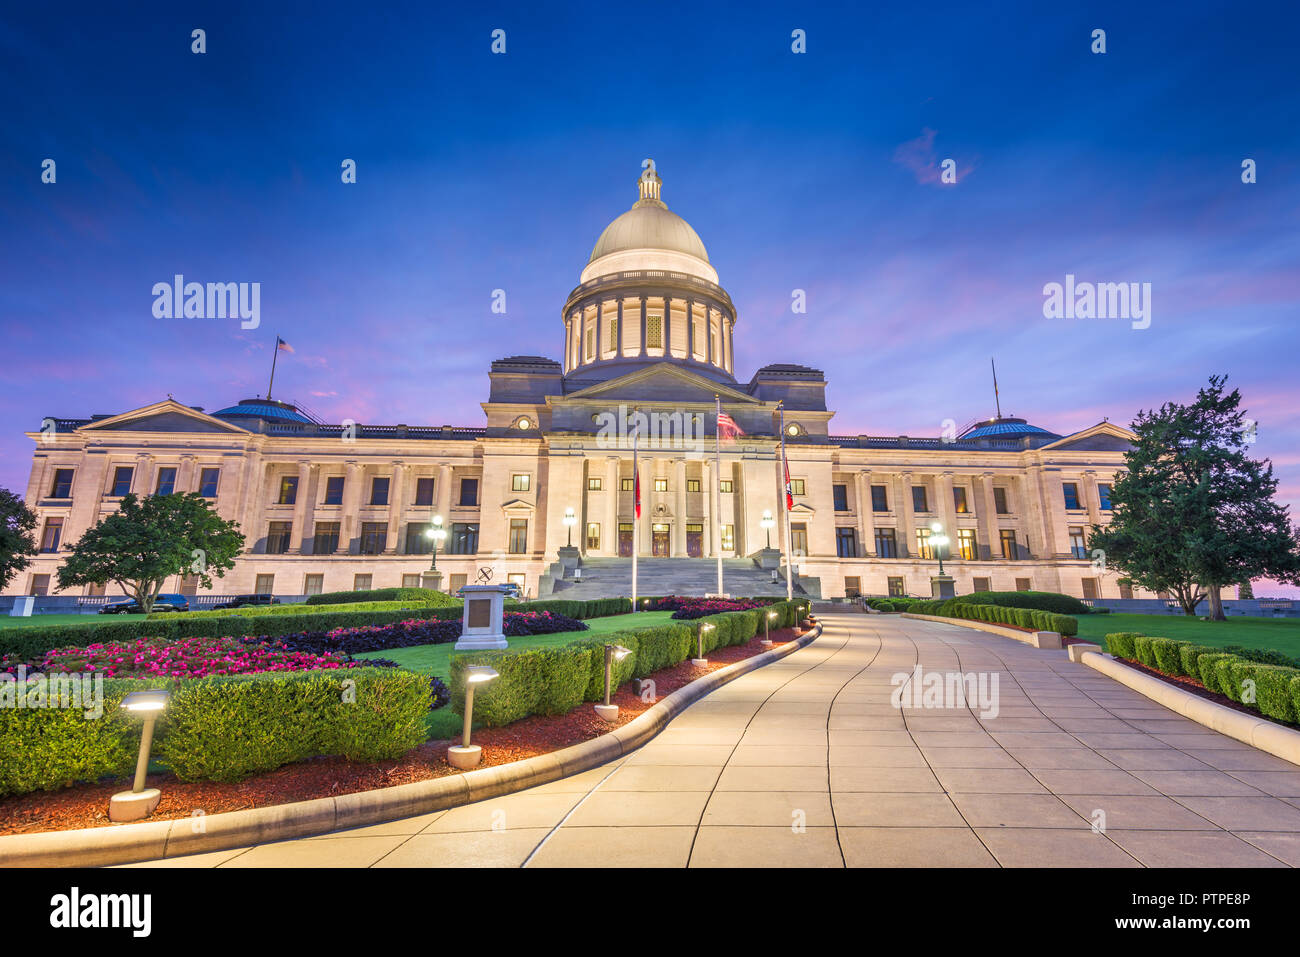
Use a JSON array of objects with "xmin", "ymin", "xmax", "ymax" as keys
[{"xmin": 14, "ymin": 163, "xmax": 1149, "ymax": 603}]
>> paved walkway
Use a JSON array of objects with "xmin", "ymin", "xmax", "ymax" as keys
[{"xmin": 127, "ymin": 612, "xmax": 1300, "ymax": 868}]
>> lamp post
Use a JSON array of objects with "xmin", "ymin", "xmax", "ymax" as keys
[
  {"xmin": 760, "ymin": 509, "xmax": 775, "ymax": 549},
  {"xmin": 692, "ymin": 623, "xmax": 713, "ymax": 667},
  {"xmin": 562, "ymin": 506, "xmax": 577, "ymax": 548},
  {"xmin": 448, "ymin": 665, "xmax": 499, "ymax": 769},
  {"xmin": 426, "ymin": 515, "xmax": 447, "ymax": 571},
  {"xmin": 109, "ymin": 689, "xmax": 170, "ymax": 822},
  {"xmin": 929, "ymin": 521, "xmax": 956, "ymax": 598},
  {"xmin": 595, "ymin": 644, "xmax": 633, "ymax": 721},
  {"xmin": 929, "ymin": 521, "xmax": 949, "ymax": 576}
]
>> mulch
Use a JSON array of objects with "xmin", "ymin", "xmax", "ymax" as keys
[{"xmin": 0, "ymin": 628, "xmax": 801, "ymax": 836}]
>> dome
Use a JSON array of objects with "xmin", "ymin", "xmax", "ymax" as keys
[
  {"xmin": 959, "ymin": 417, "xmax": 1057, "ymax": 440},
  {"xmin": 214, "ymin": 399, "xmax": 313, "ymax": 425}
]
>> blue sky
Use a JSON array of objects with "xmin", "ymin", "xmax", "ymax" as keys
[{"xmin": 2, "ymin": 1, "xmax": 1298, "ymax": 590}]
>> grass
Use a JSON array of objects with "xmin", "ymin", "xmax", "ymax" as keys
[
  {"xmin": 1076, "ymin": 612, "xmax": 1300, "ymax": 657},
  {"xmin": 0, "ymin": 612, "xmax": 148, "ymax": 628}
]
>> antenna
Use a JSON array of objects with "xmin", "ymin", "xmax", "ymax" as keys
[{"xmin": 991, "ymin": 357, "xmax": 1002, "ymax": 419}]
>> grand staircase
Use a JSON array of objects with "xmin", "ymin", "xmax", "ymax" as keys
[{"xmin": 543, "ymin": 557, "xmax": 819, "ymax": 599}]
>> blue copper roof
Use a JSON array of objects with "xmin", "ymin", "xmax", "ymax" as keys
[
  {"xmin": 214, "ymin": 401, "xmax": 313, "ymax": 424},
  {"xmin": 961, "ymin": 417, "xmax": 1056, "ymax": 440}
]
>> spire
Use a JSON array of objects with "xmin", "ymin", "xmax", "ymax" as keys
[{"xmin": 635, "ymin": 159, "xmax": 665, "ymax": 207}]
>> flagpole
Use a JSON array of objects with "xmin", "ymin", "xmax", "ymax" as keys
[
  {"xmin": 714, "ymin": 395, "xmax": 724, "ymax": 596},
  {"xmin": 991, "ymin": 357, "xmax": 1002, "ymax": 419},
  {"xmin": 631, "ymin": 410, "xmax": 639, "ymax": 611},
  {"xmin": 779, "ymin": 403, "xmax": 794, "ymax": 601},
  {"xmin": 267, "ymin": 337, "xmax": 281, "ymax": 401}
]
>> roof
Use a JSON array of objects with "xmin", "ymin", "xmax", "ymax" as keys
[
  {"xmin": 959, "ymin": 417, "xmax": 1058, "ymax": 440},
  {"xmin": 589, "ymin": 166, "xmax": 710, "ymax": 264},
  {"xmin": 213, "ymin": 400, "xmax": 313, "ymax": 424}
]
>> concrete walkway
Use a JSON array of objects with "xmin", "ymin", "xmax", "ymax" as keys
[{"xmin": 127, "ymin": 612, "xmax": 1300, "ymax": 868}]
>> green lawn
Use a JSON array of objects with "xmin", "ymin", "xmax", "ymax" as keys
[
  {"xmin": 0, "ymin": 613, "xmax": 148, "ymax": 628},
  {"xmin": 1076, "ymin": 613, "xmax": 1300, "ymax": 657},
  {"xmin": 359, "ymin": 610, "xmax": 679, "ymax": 739}
]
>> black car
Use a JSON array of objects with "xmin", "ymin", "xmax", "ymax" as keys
[
  {"xmin": 99, "ymin": 594, "xmax": 190, "ymax": 614},
  {"xmin": 207, "ymin": 594, "xmax": 282, "ymax": 611}
]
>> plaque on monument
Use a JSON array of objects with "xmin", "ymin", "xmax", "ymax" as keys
[{"xmin": 455, "ymin": 584, "xmax": 511, "ymax": 650}]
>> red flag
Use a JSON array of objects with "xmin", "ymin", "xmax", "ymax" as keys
[
  {"xmin": 783, "ymin": 453, "xmax": 794, "ymax": 511},
  {"xmin": 634, "ymin": 467, "xmax": 641, "ymax": 518},
  {"xmin": 717, "ymin": 410, "xmax": 743, "ymax": 442}
]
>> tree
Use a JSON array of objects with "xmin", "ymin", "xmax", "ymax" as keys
[
  {"xmin": 57, "ymin": 492, "xmax": 245, "ymax": 613},
  {"xmin": 1238, "ymin": 579, "xmax": 1254, "ymax": 600},
  {"xmin": 1088, "ymin": 376, "xmax": 1300, "ymax": 618},
  {"xmin": 0, "ymin": 488, "xmax": 39, "ymax": 592}
]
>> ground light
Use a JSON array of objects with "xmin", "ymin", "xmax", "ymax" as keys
[
  {"xmin": 692, "ymin": 623, "xmax": 713, "ymax": 667},
  {"xmin": 762, "ymin": 609, "xmax": 777, "ymax": 647},
  {"xmin": 109, "ymin": 688, "xmax": 170, "ymax": 823},
  {"xmin": 448, "ymin": 665, "xmax": 498, "ymax": 770},
  {"xmin": 594, "ymin": 644, "xmax": 632, "ymax": 721}
]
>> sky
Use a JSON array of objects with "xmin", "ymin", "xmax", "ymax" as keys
[{"xmin": 1, "ymin": 1, "xmax": 1297, "ymax": 592}]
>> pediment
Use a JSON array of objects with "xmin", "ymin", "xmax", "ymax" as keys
[
  {"xmin": 500, "ymin": 498, "xmax": 536, "ymax": 514},
  {"xmin": 78, "ymin": 401, "xmax": 249, "ymax": 435},
  {"xmin": 1040, "ymin": 421, "xmax": 1135, "ymax": 452},
  {"xmin": 561, "ymin": 364, "xmax": 761, "ymax": 408}
]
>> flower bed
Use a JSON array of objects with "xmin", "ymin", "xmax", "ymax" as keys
[{"xmin": 646, "ymin": 595, "xmax": 771, "ymax": 620}]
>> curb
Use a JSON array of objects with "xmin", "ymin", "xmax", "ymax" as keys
[
  {"xmin": 900, "ymin": 613, "xmax": 1063, "ymax": 649},
  {"xmin": 1079, "ymin": 650, "xmax": 1300, "ymax": 769},
  {"xmin": 0, "ymin": 623, "xmax": 823, "ymax": 868}
]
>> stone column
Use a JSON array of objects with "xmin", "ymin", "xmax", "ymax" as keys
[
  {"xmin": 977, "ymin": 472, "xmax": 999, "ymax": 561},
  {"xmin": 897, "ymin": 470, "xmax": 915, "ymax": 558},
  {"xmin": 701, "ymin": 459, "xmax": 713, "ymax": 557},
  {"xmin": 1083, "ymin": 470, "xmax": 1101, "ymax": 526},
  {"xmin": 857, "ymin": 470, "xmax": 875, "ymax": 557},
  {"xmin": 176, "ymin": 455, "xmax": 197, "ymax": 494},
  {"xmin": 706, "ymin": 311, "xmax": 713, "ymax": 366},
  {"xmin": 384, "ymin": 462, "xmax": 406, "ymax": 553},
  {"xmin": 291, "ymin": 459, "xmax": 312, "ymax": 553},
  {"xmin": 673, "ymin": 459, "xmax": 687, "ymax": 556},
  {"xmin": 436, "ymin": 464, "xmax": 453, "ymax": 519},
  {"xmin": 298, "ymin": 464, "xmax": 320, "ymax": 553},
  {"xmin": 663, "ymin": 297, "xmax": 672, "ymax": 356},
  {"xmin": 131, "ymin": 453, "xmax": 153, "ymax": 495},
  {"xmin": 605, "ymin": 456, "xmax": 619, "ymax": 555},
  {"xmin": 686, "ymin": 299, "xmax": 695, "ymax": 360},
  {"xmin": 616, "ymin": 299, "xmax": 624, "ymax": 357},
  {"xmin": 243, "ymin": 460, "xmax": 271, "ymax": 554},
  {"xmin": 639, "ymin": 298, "xmax": 647, "ymax": 357},
  {"xmin": 938, "ymin": 471, "xmax": 958, "ymax": 560},
  {"xmin": 595, "ymin": 299, "xmax": 603, "ymax": 360},
  {"xmin": 638, "ymin": 455, "xmax": 654, "ymax": 555},
  {"xmin": 342, "ymin": 461, "xmax": 363, "ymax": 554}
]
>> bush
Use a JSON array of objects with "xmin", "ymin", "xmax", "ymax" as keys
[
  {"xmin": 1197, "ymin": 653, "xmax": 1237, "ymax": 695},
  {"xmin": 628, "ymin": 625, "xmax": 694, "ymax": 678},
  {"xmin": 1178, "ymin": 642, "xmax": 1204, "ymax": 678},
  {"xmin": 1239, "ymin": 664, "xmax": 1299, "ymax": 723},
  {"xmin": 1217, "ymin": 658, "xmax": 1244, "ymax": 702},
  {"xmin": 959, "ymin": 590, "xmax": 1091, "ymax": 616},
  {"xmin": 1150, "ymin": 638, "xmax": 1185, "ymax": 675},
  {"xmin": 306, "ymin": 587, "xmax": 458, "ymax": 606},
  {"xmin": 449, "ymin": 644, "xmax": 596, "ymax": 727},
  {"xmin": 1133, "ymin": 636, "xmax": 1157, "ymax": 668},
  {"xmin": 875, "ymin": 600, "xmax": 894, "ymax": 612},
  {"xmin": 153, "ymin": 598, "xmax": 450, "ymax": 620},
  {"xmin": 1104, "ymin": 632, "xmax": 1141, "ymax": 658}
]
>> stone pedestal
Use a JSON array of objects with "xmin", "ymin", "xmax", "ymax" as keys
[
  {"xmin": 556, "ymin": 545, "xmax": 581, "ymax": 577},
  {"xmin": 754, "ymin": 547, "xmax": 782, "ymax": 572},
  {"xmin": 421, "ymin": 569, "xmax": 444, "ymax": 593},
  {"xmin": 447, "ymin": 745, "xmax": 482, "ymax": 769},
  {"xmin": 454, "ymin": 584, "xmax": 510, "ymax": 650},
  {"xmin": 930, "ymin": 575, "xmax": 956, "ymax": 599}
]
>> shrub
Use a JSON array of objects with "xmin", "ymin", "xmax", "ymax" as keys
[
  {"xmin": 152, "ymin": 598, "xmax": 450, "ymax": 620},
  {"xmin": 874, "ymin": 600, "xmax": 894, "ymax": 612},
  {"xmin": 1242, "ymin": 664, "xmax": 1299, "ymax": 723},
  {"xmin": 1151, "ymin": 638, "xmax": 1185, "ymax": 675},
  {"xmin": 959, "ymin": 590, "xmax": 1091, "ymax": 616},
  {"xmin": 1217, "ymin": 657, "xmax": 1245, "ymax": 703},
  {"xmin": 306, "ymin": 587, "xmax": 458, "ymax": 606},
  {"xmin": 1197, "ymin": 653, "xmax": 1237, "ymax": 695},
  {"xmin": 572, "ymin": 635, "xmax": 641, "ymax": 701},
  {"xmin": 1104, "ymin": 632, "xmax": 1142, "ymax": 658},
  {"xmin": 1133, "ymin": 636, "xmax": 1157, "ymax": 668},
  {"xmin": 1291, "ymin": 676, "xmax": 1300, "ymax": 727},
  {"xmin": 1178, "ymin": 642, "xmax": 1205, "ymax": 678},
  {"xmin": 628, "ymin": 625, "xmax": 694, "ymax": 678},
  {"xmin": 449, "ymin": 644, "xmax": 595, "ymax": 727}
]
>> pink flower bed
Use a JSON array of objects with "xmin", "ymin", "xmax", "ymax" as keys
[{"xmin": 3, "ymin": 637, "xmax": 359, "ymax": 679}]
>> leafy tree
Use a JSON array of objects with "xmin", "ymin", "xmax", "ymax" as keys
[
  {"xmin": 57, "ymin": 492, "xmax": 245, "ymax": 613},
  {"xmin": 1089, "ymin": 376, "xmax": 1300, "ymax": 618},
  {"xmin": 0, "ymin": 488, "xmax": 39, "ymax": 591},
  {"xmin": 1238, "ymin": 579, "xmax": 1254, "ymax": 600}
]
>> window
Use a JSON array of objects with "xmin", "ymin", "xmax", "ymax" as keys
[
  {"xmin": 323, "ymin": 476, "xmax": 345, "ymax": 505},
  {"xmin": 887, "ymin": 577, "xmax": 905, "ymax": 598},
  {"xmin": 255, "ymin": 574, "xmax": 275, "ymax": 594},
  {"xmin": 1063, "ymin": 482, "xmax": 1081, "ymax": 510},
  {"xmin": 359, "ymin": 522, "xmax": 387, "ymax": 555},
  {"xmin": 49, "ymin": 469, "xmax": 74, "ymax": 498},
  {"xmin": 1069, "ymin": 527, "xmax": 1088, "ymax": 560},
  {"xmin": 721, "ymin": 524, "xmax": 735, "ymax": 551},
  {"xmin": 353, "ymin": 574, "xmax": 372, "ymax": 591},
  {"xmin": 507, "ymin": 572, "xmax": 526, "ymax": 595},
  {"xmin": 621, "ymin": 478, "xmax": 635, "ymax": 491},
  {"xmin": 654, "ymin": 478, "xmax": 668, "ymax": 492},
  {"xmin": 585, "ymin": 327, "xmax": 595, "ymax": 360},
  {"xmin": 450, "ymin": 523, "xmax": 479, "ymax": 554},
  {"xmin": 459, "ymin": 478, "xmax": 479, "ymax": 506},
  {"xmin": 155, "ymin": 467, "xmax": 177, "ymax": 496},
  {"xmin": 405, "ymin": 522, "xmax": 432, "ymax": 554},
  {"xmin": 790, "ymin": 479, "xmax": 806, "ymax": 496},
  {"xmin": 993, "ymin": 487, "xmax": 1009, "ymax": 514},
  {"xmin": 266, "ymin": 521, "xmax": 293, "ymax": 554},
  {"xmin": 647, "ymin": 315, "xmax": 663, "ymax": 349},
  {"xmin": 999, "ymin": 529, "xmax": 1018, "ymax": 559},
  {"xmin": 509, "ymin": 519, "xmax": 528, "ymax": 554},
  {"xmin": 586, "ymin": 523, "xmax": 600, "ymax": 550},
  {"xmin": 957, "ymin": 529, "xmax": 977, "ymax": 561},
  {"xmin": 512, "ymin": 474, "xmax": 530, "ymax": 492},
  {"xmin": 1120, "ymin": 583, "xmax": 1134, "ymax": 600},
  {"xmin": 1082, "ymin": 578, "xmax": 1100, "ymax": 600},
  {"xmin": 277, "ymin": 476, "xmax": 298, "ymax": 505},
  {"xmin": 199, "ymin": 468, "xmax": 220, "ymax": 498},
  {"xmin": 687, "ymin": 479, "xmax": 701, "ymax": 493},
  {"xmin": 836, "ymin": 527, "xmax": 857, "ymax": 558},
  {"xmin": 719, "ymin": 480, "xmax": 734, "ymax": 493},
  {"xmin": 402, "ymin": 573, "xmax": 422, "ymax": 588},
  {"xmin": 871, "ymin": 485, "xmax": 888, "ymax": 512},
  {"xmin": 587, "ymin": 478, "xmax": 602, "ymax": 491},
  {"xmin": 833, "ymin": 484, "xmax": 848, "ymax": 511},
  {"xmin": 450, "ymin": 573, "xmax": 468, "ymax": 593},
  {"xmin": 304, "ymin": 574, "xmax": 324, "ymax": 596},
  {"xmin": 312, "ymin": 522, "xmax": 340, "ymax": 555},
  {"xmin": 790, "ymin": 522, "xmax": 808, "ymax": 556},
  {"xmin": 953, "ymin": 487, "xmax": 969, "ymax": 513},
  {"xmin": 1098, "ymin": 483, "xmax": 1113, "ymax": 511},
  {"xmin": 179, "ymin": 575, "xmax": 198, "ymax": 596},
  {"xmin": 875, "ymin": 528, "xmax": 897, "ymax": 558},
  {"xmin": 844, "ymin": 576, "xmax": 861, "ymax": 598},
  {"xmin": 608, "ymin": 317, "xmax": 617, "ymax": 348},
  {"xmin": 110, "ymin": 467, "xmax": 133, "ymax": 497},
  {"xmin": 973, "ymin": 577, "xmax": 991, "ymax": 593},
  {"xmin": 370, "ymin": 477, "xmax": 389, "ymax": 506},
  {"xmin": 39, "ymin": 517, "xmax": 63, "ymax": 552},
  {"xmin": 915, "ymin": 527, "xmax": 934, "ymax": 560},
  {"xmin": 911, "ymin": 486, "xmax": 929, "ymax": 513},
  {"xmin": 1015, "ymin": 577, "xmax": 1032, "ymax": 592},
  {"xmin": 415, "ymin": 477, "xmax": 435, "ymax": 506}
]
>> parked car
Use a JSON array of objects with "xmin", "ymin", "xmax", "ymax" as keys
[
  {"xmin": 206, "ymin": 594, "xmax": 282, "ymax": 611},
  {"xmin": 99, "ymin": 594, "xmax": 190, "ymax": 614}
]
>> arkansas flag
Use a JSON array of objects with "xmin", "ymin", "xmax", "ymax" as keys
[
  {"xmin": 634, "ymin": 465, "xmax": 641, "ymax": 518},
  {"xmin": 717, "ymin": 410, "xmax": 743, "ymax": 442},
  {"xmin": 783, "ymin": 453, "xmax": 794, "ymax": 511}
]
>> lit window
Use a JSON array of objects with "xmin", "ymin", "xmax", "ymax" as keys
[
  {"xmin": 687, "ymin": 479, "xmax": 701, "ymax": 493},
  {"xmin": 278, "ymin": 476, "xmax": 299, "ymax": 505},
  {"xmin": 509, "ymin": 518, "xmax": 528, "ymax": 554},
  {"xmin": 953, "ymin": 487, "xmax": 969, "ymax": 513},
  {"xmin": 957, "ymin": 529, "xmax": 977, "ymax": 560},
  {"xmin": 719, "ymin": 480, "xmax": 734, "ymax": 493},
  {"xmin": 790, "ymin": 479, "xmax": 805, "ymax": 496},
  {"xmin": 647, "ymin": 315, "xmax": 663, "ymax": 348},
  {"xmin": 621, "ymin": 478, "xmax": 634, "ymax": 491},
  {"xmin": 587, "ymin": 478, "xmax": 602, "ymax": 490},
  {"xmin": 654, "ymin": 478, "xmax": 667, "ymax": 492},
  {"xmin": 513, "ymin": 474, "xmax": 530, "ymax": 492},
  {"xmin": 586, "ymin": 523, "xmax": 600, "ymax": 550}
]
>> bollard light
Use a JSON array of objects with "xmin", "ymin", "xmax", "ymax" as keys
[
  {"xmin": 109, "ymin": 689, "xmax": 171, "ymax": 822},
  {"xmin": 595, "ymin": 644, "xmax": 633, "ymax": 721},
  {"xmin": 692, "ymin": 623, "xmax": 713, "ymax": 667},
  {"xmin": 448, "ymin": 665, "xmax": 499, "ymax": 770},
  {"xmin": 762, "ymin": 609, "xmax": 778, "ymax": 647}
]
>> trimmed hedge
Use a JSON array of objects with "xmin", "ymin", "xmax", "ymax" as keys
[
  {"xmin": 954, "ymin": 590, "xmax": 1091, "ymax": 616},
  {"xmin": 151, "ymin": 599, "xmax": 449, "ymax": 620},
  {"xmin": 908, "ymin": 601, "xmax": 1078, "ymax": 637},
  {"xmin": 305, "ymin": 587, "xmax": 458, "ymax": 606},
  {"xmin": 0, "ymin": 667, "xmax": 429, "ymax": 795}
]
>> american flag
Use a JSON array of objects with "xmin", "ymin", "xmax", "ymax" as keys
[
  {"xmin": 717, "ymin": 410, "xmax": 743, "ymax": 441},
  {"xmin": 276, "ymin": 336, "xmax": 294, "ymax": 353}
]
